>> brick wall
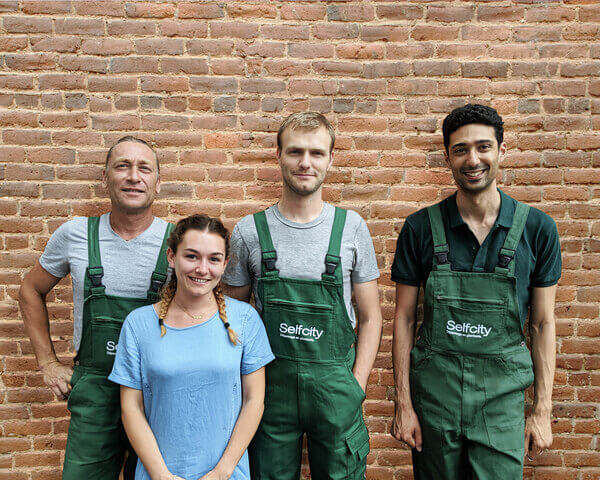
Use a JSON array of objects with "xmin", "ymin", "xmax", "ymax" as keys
[{"xmin": 1, "ymin": 1, "xmax": 599, "ymax": 478}]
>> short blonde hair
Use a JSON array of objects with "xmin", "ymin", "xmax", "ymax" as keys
[{"xmin": 277, "ymin": 112, "xmax": 335, "ymax": 153}]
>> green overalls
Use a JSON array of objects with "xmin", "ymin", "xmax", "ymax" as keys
[
  {"xmin": 249, "ymin": 208, "xmax": 370, "ymax": 480},
  {"xmin": 63, "ymin": 217, "xmax": 173, "ymax": 480},
  {"xmin": 410, "ymin": 202, "xmax": 535, "ymax": 479}
]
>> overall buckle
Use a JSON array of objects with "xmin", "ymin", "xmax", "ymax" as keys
[
  {"xmin": 262, "ymin": 251, "xmax": 277, "ymax": 271},
  {"xmin": 87, "ymin": 266, "xmax": 104, "ymax": 287},
  {"xmin": 149, "ymin": 272, "xmax": 167, "ymax": 292},
  {"xmin": 324, "ymin": 254, "xmax": 341, "ymax": 275},
  {"xmin": 434, "ymin": 251, "xmax": 449, "ymax": 265},
  {"xmin": 498, "ymin": 254, "xmax": 513, "ymax": 268}
]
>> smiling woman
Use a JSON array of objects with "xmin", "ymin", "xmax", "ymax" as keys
[{"xmin": 108, "ymin": 215, "xmax": 274, "ymax": 480}]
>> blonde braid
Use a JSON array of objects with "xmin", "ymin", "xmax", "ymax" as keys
[
  {"xmin": 214, "ymin": 283, "xmax": 238, "ymax": 345},
  {"xmin": 158, "ymin": 276, "xmax": 177, "ymax": 337}
]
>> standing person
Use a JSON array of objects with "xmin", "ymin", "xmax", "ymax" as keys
[
  {"xmin": 19, "ymin": 137, "xmax": 172, "ymax": 480},
  {"xmin": 223, "ymin": 112, "xmax": 383, "ymax": 480},
  {"xmin": 391, "ymin": 104, "xmax": 561, "ymax": 479},
  {"xmin": 109, "ymin": 214, "xmax": 274, "ymax": 480}
]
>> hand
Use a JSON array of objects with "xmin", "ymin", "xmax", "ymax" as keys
[
  {"xmin": 525, "ymin": 412, "xmax": 552, "ymax": 460},
  {"xmin": 391, "ymin": 401, "xmax": 422, "ymax": 452},
  {"xmin": 39, "ymin": 360, "xmax": 73, "ymax": 400},
  {"xmin": 198, "ymin": 465, "xmax": 232, "ymax": 480}
]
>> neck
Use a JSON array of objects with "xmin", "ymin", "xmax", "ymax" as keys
[
  {"xmin": 109, "ymin": 207, "xmax": 155, "ymax": 241},
  {"xmin": 172, "ymin": 289, "xmax": 215, "ymax": 311},
  {"xmin": 278, "ymin": 187, "xmax": 324, "ymax": 223},
  {"xmin": 456, "ymin": 184, "xmax": 501, "ymax": 225}
]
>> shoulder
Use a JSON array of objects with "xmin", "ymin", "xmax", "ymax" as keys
[
  {"xmin": 224, "ymin": 296, "xmax": 254, "ymax": 320},
  {"xmin": 232, "ymin": 213, "xmax": 259, "ymax": 238},
  {"xmin": 403, "ymin": 204, "xmax": 434, "ymax": 236},
  {"xmin": 53, "ymin": 216, "xmax": 88, "ymax": 237},
  {"xmin": 524, "ymin": 204, "xmax": 558, "ymax": 235},
  {"xmin": 123, "ymin": 304, "xmax": 159, "ymax": 336}
]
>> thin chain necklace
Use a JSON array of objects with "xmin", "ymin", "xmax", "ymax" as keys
[{"xmin": 173, "ymin": 297, "xmax": 214, "ymax": 321}]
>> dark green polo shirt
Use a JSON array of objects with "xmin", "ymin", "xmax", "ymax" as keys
[{"xmin": 391, "ymin": 189, "xmax": 562, "ymax": 328}]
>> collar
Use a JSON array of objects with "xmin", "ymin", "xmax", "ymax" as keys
[{"xmin": 446, "ymin": 188, "xmax": 515, "ymax": 230}]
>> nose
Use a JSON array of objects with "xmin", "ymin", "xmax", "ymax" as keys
[
  {"xmin": 298, "ymin": 151, "xmax": 311, "ymax": 169},
  {"xmin": 466, "ymin": 148, "xmax": 479, "ymax": 166},
  {"xmin": 127, "ymin": 166, "xmax": 141, "ymax": 182},
  {"xmin": 195, "ymin": 258, "xmax": 209, "ymax": 274}
]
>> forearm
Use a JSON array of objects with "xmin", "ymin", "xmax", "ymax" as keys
[
  {"xmin": 121, "ymin": 400, "xmax": 172, "ymax": 480},
  {"xmin": 530, "ymin": 318, "xmax": 556, "ymax": 416},
  {"xmin": 353, "ymin": 311, "xmax": 382, "ymax": 389},
  {"xmin": 392, "ymin": 311, "xmax": 416, "ymax": 408},
  {"xmin": 214, "ymin": 394, "xmax": 264, "ymax": 477},
  {"xmin": 19, "ymin": 286, "xmax": 57, "ymax": 366}
]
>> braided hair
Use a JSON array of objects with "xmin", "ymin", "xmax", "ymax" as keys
[{"xmin": 158, "ymin": 214, "xmax": 238, "ymax": 345}]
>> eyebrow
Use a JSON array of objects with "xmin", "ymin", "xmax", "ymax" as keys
[
  {"xmin": 451, "ymin": 140, "xmax": 494, "ymax": 148},
  {"xmin": 182, "ymin": 248, "xmax": 224, "ymax": 256}
]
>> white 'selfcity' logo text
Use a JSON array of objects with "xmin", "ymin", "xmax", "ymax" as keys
[
  {"xmin": 446, "ymin": 320, "xmax": 491, "ymax": 338},
  {"xmin": 106, "ymin": 340, "xmax": 117, "ymax": 356},
  {"xmin": 279, "ymin": 323, "xmax": 323, "ymax": 342}
]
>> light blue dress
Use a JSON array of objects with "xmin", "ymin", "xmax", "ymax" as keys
[{"xmin": 109, "ymin": 297, "xmax": 274, "ymax": 480}]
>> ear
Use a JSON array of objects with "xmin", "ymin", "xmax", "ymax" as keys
[
  {"xmin": 155, "ymin": 176, "xmax": 161, "ymax": 195},
  {"xmin": 166, "ymin": 247, "xmax": 175, "ymax": 268},
  {"xmin": 327, "ymin": 151, "xmax": 334, "ymax": 171},
  {"xmin": 101, "ymin": 168, "xmax": 108, "ymax": 189},
  {"xmin": 444, "ymin": 150, "xmax": 450, "ymax": 167},
  {"xmin": 498, "ymin": 141, "xmax": 507, "ymax": 160}
]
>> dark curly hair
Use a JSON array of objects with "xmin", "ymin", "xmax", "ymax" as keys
[{"xmin": 442, "ymin": 104, "xmax": 504, "ymax": 153}]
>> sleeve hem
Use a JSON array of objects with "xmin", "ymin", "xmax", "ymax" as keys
[
  {"xmin": 352, "ymin": 273, "xmax": 381, "ymax": 284},
  {"xmin": 241, "ymin": 354, "xmax": 275, "ymax": 376},
  {"xmin": 532, "ymin": 279, "xmax": 560, "ymax": 288},
  {"xmin": 391, "ymin": 277, "xmax": 420, "ymax": 287},
  {"xmin": 107, "ymin": 374, "xmax": 142, "ymax": 390},
  {"xmin": 38, "ymin": 258, "xmax": 66, "ymax": 279}
]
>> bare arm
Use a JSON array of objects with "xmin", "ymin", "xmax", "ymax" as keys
[
  {"xmin": 222, "ymin": 284, "xmax": 251, "ymax": 303},
  {"xmin": 525, "ymin": 285, "xmax": 557, "ymax": 458},
  {"xmin": 352, "ymin": 280, "xmax": 382, "ymax": 391},
  {"xmin": 18, "ymin": 261, "xmax": 72, "ymax": 399},
  {"xmin": 390, "ymin": 283, "xmax": 422, "ymax": 451},
  {"xmin": 200, "ymin": 367, "xmax": 266, "ymax": 479},
  {"xmin": 121, "ymin": 386, "xmax": 182, "ymax": 480}
]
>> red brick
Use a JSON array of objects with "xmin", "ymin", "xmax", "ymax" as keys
[
  {"xmin": 427, "ymin": 6, "xmax": 474, "ymax": 23},
  {"xmin": 59, "ymin": 55, "xmax": 108, "ymax": 73},
  {"xmin": 5, "ymin": 53, "xmax": 56, "ymax": 71},
  {"xmin": 376, "ymin": 5, "xmax": 423, "ymax": 20},
  {"xmin": 30, "ymin": 36, "xmax": 80, "ymax": 53},
  {"xmin": 328, "ymin": 5, "xmax": 374, "ymax": 22},
  {"xmin": 178, "ymin": 2, "xmax": 224, "ymax": 19},
  {"xmin": 210, "ymin": 21, "xmax": 258, "ymax": 38},
  {"xmin": 159, "ymin": 20, "xmax": 208, "ymax": 38},
  {"xmin": 141, "ymin": 76, "xmax": 188, "ymax": 92},
  {"xmin": 312, "ymin": 23, "xmax": 360, "ymax": 40},
  {"xmin": 107, "ymin": 19, "xmax": 156, "ymax": 36},
  {"xmin": 55, "ymin": 18, "xmax": 105, "ymax": 36},
  {"xmin": 75, "ymin": 1, "xmax": 125, "ymax": 16},
  {"xmin": 3, "ymin": 16, "xmax": 52, "ymax": 33},
  {"xmin": 361, "ymin": 25, "xmax": 409, "ymax": 42},
  {"xmin": 227, "ymin": 4, "xmax": 277, "ymax": 19},
  {"xmin": 81, "ymin": 38, "xmax": 133, "ymax": 56},
  {"xmin": 335, "ymin": 43, "xmax": 382, "ymax": 60},
  {"xmin": 110, "ymin": 56, "xmax": 159, "ymax": 73},
  {"xmin": 88, "ymin": 76, "xmax": 137, "ymax": 92},
  {"xmin": 125, "ymin": 2, "xmax": 175, "ymax": 18},
  {"xmin": 412, "ymin": 25, "xmax": 459, "ymax": 41}
]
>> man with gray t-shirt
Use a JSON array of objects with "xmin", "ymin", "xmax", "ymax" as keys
[
  {"xmin": 19, "ymin": 137, "xmax": 172, "ymax": 480},
  {"xmin": 223, "ymin": 112, "xmax": 382, "ymax": 480}
]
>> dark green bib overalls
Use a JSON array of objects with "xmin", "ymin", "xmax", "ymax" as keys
[
  {"xmin": 63, "ymin": 217, "xmax": 173, "ymax": 480},
  {"xmin": 410, "ymin": 202, "xmax": 535, "ymax": 479},
  {"xmin": 249, "ymin": 208, "xmax": 370, "ymax": 480}
]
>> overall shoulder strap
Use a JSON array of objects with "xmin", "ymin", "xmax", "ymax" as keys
[
  {"xmin": 322, "ymin": 207, "xmax": 347, "ymax": 282},
  {"xmin": 427, "ymin": 204, "xmax": 451, "ymax": 271},
  {"xmin": 147, "ymin": 222, "xmax": 175, "ymax": 297},
  {"xmin": 495, "ymin": 202, "xmax": 530, "ymax": 275},
  {"xmin": 253, "ymin": 210, "xmax": 278, "ymax": 276},
  {"xmin": 85, "ymin": 216, "xmax": 105, "ymax": 292}
]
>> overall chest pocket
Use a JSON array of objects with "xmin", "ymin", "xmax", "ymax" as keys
[
  {"xmin": 432, "ymin": 297, "xmax": 507, "ymax": 355},
  {"xmin": 90, "ymin": 317, "xmax": 123, "ymax": 372},
  {"xmin": 263, "ymin": 299, "xmax": 333, "ymax": 361}
]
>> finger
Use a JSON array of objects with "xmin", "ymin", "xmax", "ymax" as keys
[
  {"xmin": 524, "ymin": 429, "xmax": 531, "ymax": 457},
  {"xmin": 57, "ymin": 380, "xmax": 71, "ymax": 398},
  {"xmin": 50, "ymin": 385, "xmax": 65, "ymax": 400},
  {"xmin": 403, "ymin": 430, "xmax": 416, "ymax": 449},
  {"xmin": 414, "ymin": 424, "xmax": 423, "ymax": 452}
]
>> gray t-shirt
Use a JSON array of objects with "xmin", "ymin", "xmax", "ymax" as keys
[
  {"xmin": 39, "ymin": 213, "xmax": 170, "ymax": 350},
  {"xmin": 222, "ymin": 203, "xmax": 380, "ymax": 328}
]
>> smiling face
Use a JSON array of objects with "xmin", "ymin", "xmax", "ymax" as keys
[
  {"xmin": 277, "ymin": 126, "xmax": 334, "ymax": 198},
  {"xmin": 102, "ymin": 141, "xmax": 160, "ymax": 214},
  {"xmin": 167, "ymin": 229, "xmax": 228, "ymax": 299},
  {"xmin": 445, "ymin": 123, "xmax": 506, "ymax": 195}
]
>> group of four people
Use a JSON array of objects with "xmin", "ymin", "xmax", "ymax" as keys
[{"xmin": 19, "ymin": 104, "xmax": 561, "ymax": 480}]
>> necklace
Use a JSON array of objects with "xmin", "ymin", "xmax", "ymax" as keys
[{"xmin": 173, "ymin": 298, "xmax": 213, "ymax": 321}]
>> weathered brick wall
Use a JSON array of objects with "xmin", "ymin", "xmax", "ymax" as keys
[{"xmin": 0, "ymin": 1, "xmax": 599, "ymax": 478}]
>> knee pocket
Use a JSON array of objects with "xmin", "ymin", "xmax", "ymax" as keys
[{"xmin": 345, "ymin": 422, "xmax": 369, "ymax": 478}]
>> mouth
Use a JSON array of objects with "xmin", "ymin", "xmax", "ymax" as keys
[
  {"xmin": 121, "ymin": 188, "xmax": 145, "ymax": 194},
  {"xmin": 189, "ymin": 277, "xmax": 209, "ymax": 284},
  {"xmin": 462, "ymin": 168, "xmax": 487, "ymax": 181}
]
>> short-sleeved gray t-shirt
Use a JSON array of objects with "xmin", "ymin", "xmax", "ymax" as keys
[
  {"xmin": 39, "ymin": 213, "xmax": 170, "ymax": 350},
  {"xmin": 222, "ymin": 203, "xmax": 380, "ymax": 328}
]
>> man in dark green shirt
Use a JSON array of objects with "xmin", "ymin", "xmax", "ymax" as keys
[{"xmin": 390, "ymin": 104, "xmax": 561, "ymax": 479}]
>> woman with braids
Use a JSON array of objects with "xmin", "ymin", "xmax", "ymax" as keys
[{"xmin": 109, "ymin": 214, "xmax": 274, "ymax": 480}]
